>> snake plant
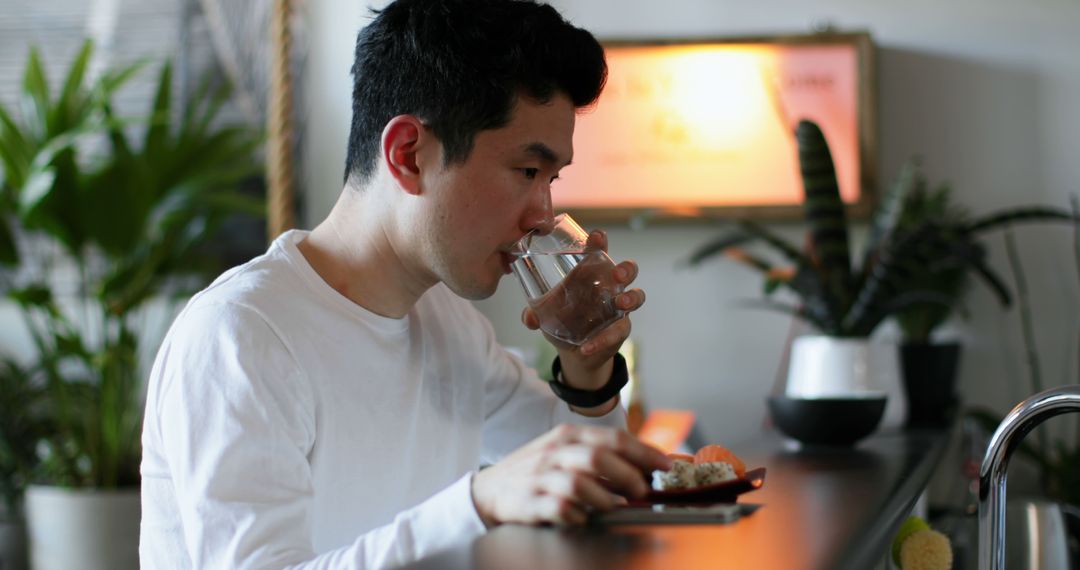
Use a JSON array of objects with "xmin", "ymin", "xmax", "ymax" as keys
[{"xmin": 689, "ymin": 119, "xmax": 1076, "ymax": 339}]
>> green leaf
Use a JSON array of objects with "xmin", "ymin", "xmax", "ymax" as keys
[
  {"xmin": 196, "ymin": 192, "xmax": 265, "ymax": 217},
  {"xmin": 734, "ymin": 298, "xmax": 831, "ymax": 333},
  {"xmin": 20, "ymin": 47, "xmax": 50, "ymax": 142},
  {"xmin": 737, "ymin": 220, "xmax": 809, "ymax": 266},
  {"xmin": 98, "ymin": 59, "xmax": 149, "ymax": 96},
  {"xmin": 8, "ymin": 284, "xmax": 53, "ymax": 309},
  {"xmin": 80, "ymin": 156, "xmax": 152, "ymax": 255},
  {"xmin": 0, "ymin": 214, "xmax": 17, "ymax": 266},
  {"xmin": 53, "ymin": 40, "xmax": 94, "ymax": 133},
  {"xmin": 965, "ymin": 252, "xmax": 1012, "ymax": 307},
  {"xmin": 864, "ymin": 159, "xmax": 918, "ymax": 269},
  {"xmin": 18, "ymin": 167, "xmax": 56, "ymax": 214},
  {"xmin": 686, "ymin": 229, "xmax": 754, "ymax": 266},
  {"xmin": 967, "ymin": 207, "xmax": 1077, "ymax": 233},
  {"xmin": 144, "ymin": 63, "xmax": 173, "ymax": 165},
  {"xmin": 796, "ymin": 120, "xmax": 853, "ymax": 304},
  {"xmin": 0, "ymin": 97, "xmax": 31, "ymax": 168}
]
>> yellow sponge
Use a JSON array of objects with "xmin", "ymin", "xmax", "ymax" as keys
[
  {"xmin": 892, "ymin": 516, "xmax": 930, "ymax": 564},
  {"xmin": 899, "ymin": 529, "xmax": 953, "ymax": 570}
]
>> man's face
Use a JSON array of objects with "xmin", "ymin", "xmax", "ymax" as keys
[{"xmin": 418, "ymin": 93, "xmax": 575, "ymax": 300}]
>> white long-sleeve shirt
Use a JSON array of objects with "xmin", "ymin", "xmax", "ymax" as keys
[{"xmin": 139, "ymin": 230, "xmax": 625, "ymax": 569}]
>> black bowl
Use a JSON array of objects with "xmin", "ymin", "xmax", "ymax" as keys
[{"xmin": 767, "ymin": 395, "xmax": 887, "ymax": 446}]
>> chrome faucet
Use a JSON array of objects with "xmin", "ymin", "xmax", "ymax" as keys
[{"xmin": 978, "ymin": 385, "xmax": 1080, "ymax": 569}]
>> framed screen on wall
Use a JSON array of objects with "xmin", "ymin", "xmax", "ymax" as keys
[{"xmin": 553, "ymin": 32, "xmax": 876, "ymax": 223}]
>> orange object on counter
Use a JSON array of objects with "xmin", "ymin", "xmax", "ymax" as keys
[
  {"xmin": 636, "ymin": 410, "xmax": 696, "ymax": 454},
  {"xmin": 694, "ymin": 445, "xmax": 747, "ymax": 478}
]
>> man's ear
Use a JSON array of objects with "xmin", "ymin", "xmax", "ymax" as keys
[{"xmin": 381, "ymin": 115, "xmax": 429, "ymax": 196}]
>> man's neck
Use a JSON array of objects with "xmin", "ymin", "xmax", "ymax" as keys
[{"xmin": 297, "ymin": 190, "xmax": 433, "ymax": 319}]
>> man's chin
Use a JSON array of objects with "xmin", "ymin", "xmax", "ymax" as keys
[{"xmin": 445, "ymin": 274, "xmax": 502, "ymax": 301}]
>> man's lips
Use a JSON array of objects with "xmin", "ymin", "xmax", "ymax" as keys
[{"xmin": 499, "ymin": 251, "xmax": 516, "ymax": 274}]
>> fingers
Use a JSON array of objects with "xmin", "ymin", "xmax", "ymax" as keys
[
  {"xmin": 556, "ymin": 446, "xmax": 647, "ymax": 498},
  {"xmin": 613, "ymin": 260, "xmax": 638, "ymax": 284},
  {"xmin": 570, "ymin": 426, "xmax": 673, "ymax": 473},
  {"xmin": 585, "ymin": 230, "xmax": 608, "ymax": 252},
  {"xmin": 547, "ymin": 424, "xmax": 673, "ymax": 477},
  {"xmin": 615, "ymin": 288, "xmax": 645, "ymax": 312},
  {"xmin": 538, "ymin": 470, "xmax": 624, "ymax": 512},
  {"xmin": 533, "ymin": 494, "xmax": 588, "ymax": 526},
  {"xmin": 520, "ymin": 307, "xmax": 540, "ymax": 330},
  {"xmin": 580, "ymin": 315, "xmax": 631, "ymax": 357},
  {"xmin": 611, "ymin": 261, "xmax": 644, "ymax": 312}
]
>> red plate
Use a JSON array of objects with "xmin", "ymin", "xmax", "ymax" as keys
[{"xmin": 625, "ymin": 467, "xmax": 767, "ymax": 507}]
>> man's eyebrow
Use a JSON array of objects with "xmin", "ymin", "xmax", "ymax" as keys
[{"xmin": 523, "ymin": 142, "xmax": 572, "ymax": 167}]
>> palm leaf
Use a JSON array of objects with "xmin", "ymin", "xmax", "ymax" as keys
[
  {"xmin": 863, "ymin": 159, "xmax": 918, "ymax": 270},
  {"xmin": 847, "ymin": 290, "xmax": 954, "ymax": 337},
  {"xmin": 961, "ymin": 246, "xmax": 1012, "ymax": 307},
  {"xmin": 843, "ymin": 225, "xmax": 942, "ymax": 333},
  {"xmin": 20, "ymin": 47, "xmax": 50, "ymax": 142},
  {"xmin": 966, "ymin": 207, "xmax": 1077, "ymax": 233},
  {"xmin": 732, "ymin": 298, "xmax": 831, "ymax": 332},
  {"xmin": 98, "ymin": 59, "xmax": 150, "ymax": 96},
  {"xmin": 53, "ymin": 41, "xmax": 94, "ymax": 133},
  {"xmin": 0, "ymin": 214, "xmax": 16, "ymax": 266},
  {"xmin": 143, "ymin": 63, "xmax": 173, "ymax": 168},
  {"xmin": 686, "ymin": 230, "xmax": 754, "ymax": 266},
  {"xmin": 738, "ymin": 220, "xmax": 809, "ymax": 266},
  {"xmin": 0, "ymin": 100, "xmax": 32, "ymax": 190}
]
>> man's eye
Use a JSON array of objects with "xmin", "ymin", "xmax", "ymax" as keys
[
  {"xmin": 521, "ymin": 168, "xmax": 539, "ymax": 180},
  {"xmin": 549, "ymin": 175, "xmax": 560, "ymax": 184}
]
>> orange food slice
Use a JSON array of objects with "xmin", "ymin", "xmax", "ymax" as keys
[
  {"xmin": 667, "ymin": 453, "xmax": 695, "ymax": 463},
  {"xmin": 693, "ymin": 445, "xmax": 746, "ymax": 478}
]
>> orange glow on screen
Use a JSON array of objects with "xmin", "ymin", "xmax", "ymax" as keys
[{"xmin": 554, "ymin": 42, "xmax": 861, "ymax": 210}]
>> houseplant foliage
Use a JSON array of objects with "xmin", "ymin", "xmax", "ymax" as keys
[
  {"xmin": 0, "ymin": 40, "xmax": 264, "ymax": 500},
  {"xmin": 883, "ymin": 167, "xmax": 1077, "ymax": 425},
  {"xmin": 688, "ymin": 120, "xmax": 1076, "ymax": 339},
  {"xmin": 969, "ymin": 196, "xmax": 1080, "ymax": 507},
  {"xmin": 689, "ymin": 120, "xmax": 950, "ymax": 337},
  {"xmin": 889, "ymin": 170, "xmax": 1077, "ymax": 343}
]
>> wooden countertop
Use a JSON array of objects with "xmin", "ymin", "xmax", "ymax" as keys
[{"xmin": 397, "ymin": 427, "xmax": 952, "ymax": 570}]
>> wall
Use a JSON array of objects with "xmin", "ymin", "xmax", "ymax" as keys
[{"xmin": 301, "ymin": 0, "xmax": 1080, "ymax": 450}]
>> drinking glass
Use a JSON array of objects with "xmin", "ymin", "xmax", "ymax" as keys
[{"xmin": 510, "ymin": 214, "xmax": 625, "ymax": 345}]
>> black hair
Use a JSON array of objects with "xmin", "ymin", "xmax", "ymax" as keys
[{"xmin": 344, "ymin": 0, "xmax": 607, "ymax": 184}]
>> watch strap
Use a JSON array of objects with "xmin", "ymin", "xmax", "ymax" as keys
[{"xmin": 548, "ymin": 352, "xmax": 628, "ymax": 408}]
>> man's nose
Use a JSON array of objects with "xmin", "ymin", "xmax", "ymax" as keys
[{"xmin": 522, "ymin": 187, "xmax": 556, "ymax": 235}]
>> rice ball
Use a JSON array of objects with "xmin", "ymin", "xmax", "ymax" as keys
[
  {"xmin": 655, "ymin": 459, "xmax": 696, "ymax": 490},
  {"xmin": 695, "ymin": 461, "xmax": 737, "ymax": 486}
]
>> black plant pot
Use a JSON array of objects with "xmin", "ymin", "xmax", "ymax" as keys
[{"xmin": 900, "ymin": 342, "xmax": 962, "ymax": 429}]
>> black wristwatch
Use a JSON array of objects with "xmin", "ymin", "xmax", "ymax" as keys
[{"xmin": 548, "ymin": 353, "xmax": 629, "ymax": 408}]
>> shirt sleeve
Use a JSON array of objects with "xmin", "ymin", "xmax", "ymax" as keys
[
  {"xmin": 150, "ymin": 302, "xmax": 485, "ymax": 569},
  {"xmin": 472, "ymin": 313, "xmax": 626, "ymax": 465}
]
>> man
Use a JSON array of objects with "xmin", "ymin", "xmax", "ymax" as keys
[{"xmin": 140, "ymin": 0, "xmax": 671, "ymax": 567}]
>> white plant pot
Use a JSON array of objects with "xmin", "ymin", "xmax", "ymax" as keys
[
  {"xmin": 785, "ymin": 335, "xmax": 907, "ymax": 429},
  {"xmin": 25, "ymin": 486, "xmax": 140, "ymax": 570}
]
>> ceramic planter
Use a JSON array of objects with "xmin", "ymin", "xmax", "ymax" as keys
[
  {"xmin": 24, "ymin": 486, "xmax": 139, "ymax": 570},
  {"xmin": 784, "ymin": 335, "xmax": 907, "ymax": 430},
  {"xmin": 900, "ymin": 342, "xmax": 962, "ymax": 428},
  {"xmin": 0, "ymin": 506, "xmax": 27, "ymax": 570}
]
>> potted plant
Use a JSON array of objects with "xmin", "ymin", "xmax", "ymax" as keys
[
  {"xmin": 881, "ymin": 166, "xmax": 1074, "ymax": 427},
  {"xmin": 968, "ymin": 196, "xmax": 1080, "ymax": 509},
  {"xmin": 687, "ymin": 120, "xmax": 1075, "ymax": 430},
  {"xmin": 0, "ymin": 41, "xmax": 264, "ymax": 569},
  {"xmin": 689, "ymin": 121, "xmax": 950, "ymax": 429}
]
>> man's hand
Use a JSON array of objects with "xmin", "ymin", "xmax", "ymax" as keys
[
  {"xmin": 521, "ymin": 229, "xmax": 645, "ymax": 394},
  {"xmin": 471, "ymin": 424, "xmax": 672, "ymax": 527}
]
